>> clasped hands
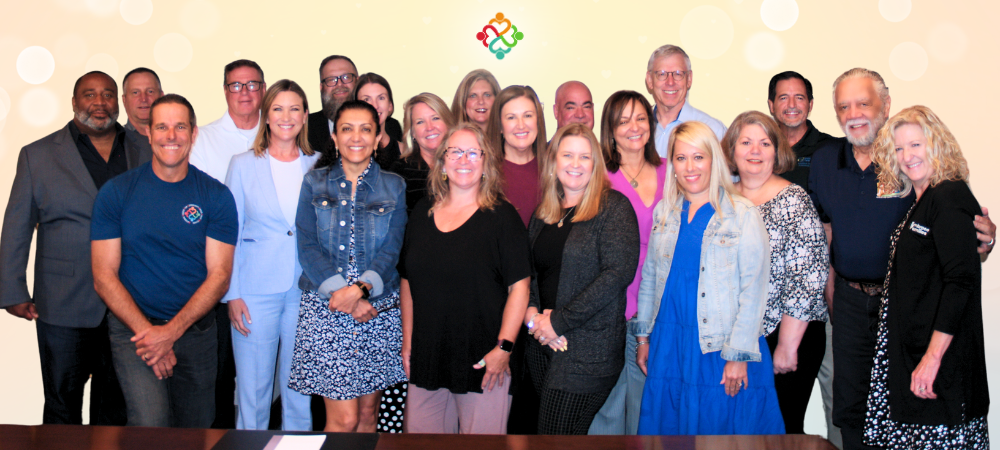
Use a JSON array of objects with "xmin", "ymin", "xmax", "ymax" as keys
[
  {"xmin": 329, "ymin": 282, "xmax": 377, "ymax": 323},
  {"xmin": 132, "ymin": 323, "xmax": 180, "ymax": 381},
  {"xmin": 525, "ymin": 308, "xmax": 567, "ymax": 352}
]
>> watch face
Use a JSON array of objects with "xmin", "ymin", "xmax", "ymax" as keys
[{"xmin": 498, "ymin": 339, "xmax": 514, "ymax": 352}]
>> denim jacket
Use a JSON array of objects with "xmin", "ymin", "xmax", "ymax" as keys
[
  {"xmin": 296, "ymin": 161, "xmax": 407, "ymax": 309},
  {"xmin": 634, "ymin": 191, "xmax": 770, "ymax": 362}
]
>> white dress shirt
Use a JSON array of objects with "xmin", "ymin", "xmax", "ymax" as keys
[{"xmin": 190, "ymin": 112, "xmax": 260, "ymax": 182}]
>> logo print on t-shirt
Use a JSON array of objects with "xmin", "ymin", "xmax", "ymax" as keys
[{"xmin": 182, "ymin": 204, "xmax": 203, "ymax": 224}]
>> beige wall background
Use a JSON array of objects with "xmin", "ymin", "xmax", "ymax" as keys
[{"xmin": 1, "ymin": 0, "xmax": 996, "ymax": 438}]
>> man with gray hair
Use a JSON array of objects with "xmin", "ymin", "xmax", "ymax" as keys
[
  {"xmin": 644, "ymin": 44, "xmax": 726, "ymax": 157},
  {"xmin": 808, "ymin": 67, "xmax": 995, "ymax": 450}
]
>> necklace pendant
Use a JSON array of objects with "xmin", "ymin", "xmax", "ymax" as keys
[
  {"xmin": 558, "ymin": 219, "xmax": 564, "ymax": 228},
  {"xmin": 630, "ymin": 179, "xmax": 639, "ymax": 188}
]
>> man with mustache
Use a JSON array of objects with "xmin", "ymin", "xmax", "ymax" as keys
[
  {"xmin": 306, "ymin": 55, "xmax": 402, "ymax": 156},
  {"xmin": 121, "ymin": 67, "xmax": 163, "ymax": 155},
  {"xmin": 0, "ymin": 71, "xmax": 150, "ymax": 426},
  {"xmin": 644, "ymin": 45, "xmax": 726, "ymax": 157},
  {"xmin": 807, "ymin": 68, "xmax": 996, "ymax": 450}
]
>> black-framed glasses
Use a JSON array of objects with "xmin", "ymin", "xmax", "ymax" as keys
[
  {"xmin": 444, "ymin": 147, "xmax": 483, "ymax": 162},
  {"xmin": 651, "ymin": 70, "xmax": 689, "ymax": 82},
  {"xmin": 322, "ymin": 73, "xmax": 358, "ymax": 87},
  {"xmin": 226, "ymin": 81, "xmax": 263, "ymax": 93}
]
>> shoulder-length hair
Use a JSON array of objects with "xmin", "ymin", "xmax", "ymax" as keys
[
  {"xmin": 486, "ymin": 85, "xmax": 548, "ymax": 161},
  {"xmin": 314, "ymin": 100, "xmax": 380, "ymax": 169},
  {"xmin": 720, "ymin": 110, "xmax": 794, "ymax": 175},
  {"xmin": 662, "ymin": 121, "xmax": 736, "ymax": 223},
  {"xmin": 599, "ymin": 90, "xmax": 662, "ymax": 172},
  {"xmin": 450, "ymin": 69, "xmax": 501, "ymax": 124},
  {"xmin": 427, "ymin": 123, "xmax": 505, "ymax": 214},
  {"xmin": 401, "ymin": 93, "xmax": 456, "ymax": 159},
  {"xmin": 537, "ymin": 123, "xmax": 611, "ymax": 224},
  {"xmin": 252, "ymin": 79, "xmax": 313, "ymax": 157},
  {"xmin": 873, "ymin": 105, "xmax": 969, "ymax": 198},
  {"xmin": 350, "ymin": 72, "xmax": 395, "ymax": 116}
]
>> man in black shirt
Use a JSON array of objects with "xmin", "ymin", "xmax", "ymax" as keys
[{"xmin": 0, "ymin": 71, "xmax": 150, "ymax": 426}]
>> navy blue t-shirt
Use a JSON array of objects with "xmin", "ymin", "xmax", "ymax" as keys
[{"xmin": 91, "ymin": 162, "xmax": 238, "ymax": 320}]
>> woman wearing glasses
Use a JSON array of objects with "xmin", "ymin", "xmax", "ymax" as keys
[
  {"xmin": 400, "ymin": 123, "xmax": 531, "ymax": 434},
  {"xmin": 487, "ymin": 85, "xmax": 548, "ymax": 227},
  {"xmin": 524, "ymin": 123, "xmax": 639, "ymax": 435},
  {"xmin": 451, "ymin": 69, "xmax": 501, "ymax": 132},
  {"xmin": 288, "ymin": 100, "xmax": 408, "ymax": 432}
]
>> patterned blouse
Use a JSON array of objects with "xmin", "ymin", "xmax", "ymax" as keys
[{"xmin": 756, "ymin": 184, "xmax": 829, "ymax": 335}]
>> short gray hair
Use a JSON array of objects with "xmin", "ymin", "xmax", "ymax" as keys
[
  {"xmin": 647, "ymin": 45, "xmax": 691, "ymax": 72},
  {"xmin": 832, "ymin": 68, "xmax": 889, "ymax": 105}
]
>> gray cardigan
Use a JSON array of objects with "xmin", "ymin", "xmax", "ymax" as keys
[{"xmin": 527, "ymin": 189, "xmax": 640, "ymax": 394}]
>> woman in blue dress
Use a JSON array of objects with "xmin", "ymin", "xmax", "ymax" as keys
[{"xmin": 634, "ymin": 121, "xmax": 784, "ymax": 435}]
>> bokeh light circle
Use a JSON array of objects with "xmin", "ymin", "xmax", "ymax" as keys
[
  {"xmin": 744, "ymin": 32, "xmax": 785, "ymax": 70},
  {"xmin": 879, "ymin": 0, "xmax": 911, "ymax": 22},
  {"xmin": 17, "ymin": 47, "xmax": 56, "ymax": 85},
  {"xmin": 19, "ymin": 88, "xmax": 60, "ymax": 127},
  {"xmin": 120, "ymin": 0, "xmax": 154, "ymax": 25},
  {"xmin": 760, "ymin": 0, "xmax": 799, "ymax": 31}
]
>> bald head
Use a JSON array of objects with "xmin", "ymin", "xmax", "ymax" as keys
[{"xmin": 554, "ymin": 81, "xmax": 594, "ymax": 130}]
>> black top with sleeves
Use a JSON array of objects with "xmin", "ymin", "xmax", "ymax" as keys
[
  {"xmin": 398, "ymin": 197, "xmax": 531, "ymax": 394},
  {"xmin": 887, "ymin": 180, "xmax": 988, "ymax": 425},
  {"xmin": 389, "ymin": 155, "xmax": 430, "ymax": 215},
  {"xmin": 532, "ymin": 208, "xmax": 575, "ymax": 311}
]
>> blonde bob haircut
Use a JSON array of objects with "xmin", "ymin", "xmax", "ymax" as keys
[
  {"xmin": 662, "ymin": 121, "xmax": 736, "ymax": 224},
  {"xmin": 537, "ymin": 123, "xmax": 610, "ymax": 224},
  {"xmin": 427, "ymin": 123, "xmax": 506, "ymax": 215},
  {"xmin": 721, "ymin": 110, "xmax": 795, "ymax": 175},
  {"xmin": 401, "ymin": 93, "xmax": 456, "ymax": 158},
  {"xmin": 873, "ymin": 105, "xmax": 969, "ymax": 198},
  {"xmin": 450, "ymin": 69, "xmax": 501, "ymax": 125},
  {"xmin": 251, "ymin": 79, "xmax": 313, "ymax": 157}
]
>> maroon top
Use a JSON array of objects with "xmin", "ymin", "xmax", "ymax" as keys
[{"xmin": 502, "ymin": 158, "xmax": 540, "ymax": 227}]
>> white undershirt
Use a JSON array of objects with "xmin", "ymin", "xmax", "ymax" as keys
[{"xmin": 269, "ymin": 152, "xmax": 304, "ymax": 227}]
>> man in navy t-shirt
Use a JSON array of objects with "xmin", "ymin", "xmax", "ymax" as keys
[{"xmin": 91, "ymin": 94, "xmax": 237, "ymax": 428}]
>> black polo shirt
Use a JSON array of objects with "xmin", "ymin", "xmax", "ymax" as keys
[
  {"xmin": 807, "ymin": 138, "xmax": 914, "ymax": 282},
  {"xmin": 68, "ymin": 121, "xmax": 129, "ymax": 190},
  {"xmin": 778, "ymin": 120, "xmax": 836, "ymax": 192}
]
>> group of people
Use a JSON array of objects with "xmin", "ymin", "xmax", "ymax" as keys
[{"xmin": 0, "ymin": 43, "xmax": 991, "ymax": 450}]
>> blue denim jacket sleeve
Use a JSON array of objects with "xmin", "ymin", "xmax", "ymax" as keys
[
  {"xmin": 634, "ymin": 201, "xmax": 669, "ymax": 337},
  {"xmin": 296, "ymin": 172, "xmax": 346, "ymax": 297},
  {"xmin": 357, "ymin": 175, "xmax": 408, "ymax": 298},
  {"xmin": 720, "ymin": 205, "xmax": 770, "ymax": 362}
]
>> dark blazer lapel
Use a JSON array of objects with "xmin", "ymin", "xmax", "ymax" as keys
[
  {"xmin": 52, "ymin": 125, "xmax": 98, "ymax": 199},
  {"xmin": 253, "ymin": 153, "xmax": 288, "ymax": 228}
]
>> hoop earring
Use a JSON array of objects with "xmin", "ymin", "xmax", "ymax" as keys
[{"xmin": 442, "ymin": 171, "xmax": 448, "ymax": 181}]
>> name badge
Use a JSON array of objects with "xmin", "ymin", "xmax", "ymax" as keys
[{"xmin": 909, "ymin": 222, "xmax": 930, "ymax": 236}]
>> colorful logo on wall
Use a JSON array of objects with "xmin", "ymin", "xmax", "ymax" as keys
[
  {"xmin": 475, "ymin": 13, "xmax": 524, "ymax": 60},
  {"xmin": 182, "ymin": 204, "xmax": 203, "ymax": 224}
]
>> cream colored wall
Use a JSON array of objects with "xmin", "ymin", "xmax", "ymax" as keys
[{"xmin": 1, "ymin": 0, "xmax": 996, "ymax": 437}]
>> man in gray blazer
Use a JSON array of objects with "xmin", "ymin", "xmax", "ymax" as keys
[{"xmin": 0, "ymin": 71, "xmax": 151, "ymax": 425}]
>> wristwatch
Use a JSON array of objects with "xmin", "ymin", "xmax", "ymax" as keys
[
  {"xmin": 353, "ymin": 281, "xmax": 370, "ymax": 299},
  {"xmin": 497, "ymin": 339, "xmax": 514, "ymax": 353}
]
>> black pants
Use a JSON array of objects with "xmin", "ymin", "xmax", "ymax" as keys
[
  {"xmin": 212, "ymin": 302, "xmax": 236, "ymax": 428},
  {"xmin": 507, "ymin": 327, "xmax": 539, "ymax": 434},
  {"xmin": 831, "ymin": 277, "xmax": 884, "ymax": 450},
  {"xmin": 526, "ymin": 340, "xmax": 610, "ymax": 435},
  {"xmin": 36, "ymin": 316, "xmax": 125, "ymax": 425},
  {"xmin": 766, "ymin": 319, "xmax": 826, "ymax": 434}
]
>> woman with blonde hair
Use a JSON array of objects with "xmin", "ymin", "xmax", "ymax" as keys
[
  {"xmin": 524, "ymin": 123, "xmax": 639, "ymax": 434},
  {"xmin": 451, "ymin": 69, "xmax": 501, "ymax": 131},
  {"xmin": 391, "ymin": 93, "xmax": 456, "ymax": 214},
  {"xmin": 400, "ymin": 123, "xmax": 531, "ymax": 434},
  {"xmin": 864, "ymin": 105, "xmax": 988, "ymax": 449},
  {"xmin": 635, "ymin": 121, "xmax": 783, "ymax": 435}
]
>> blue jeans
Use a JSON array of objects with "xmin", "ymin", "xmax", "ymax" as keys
[
  {"xmin": 587, "ymin": 320, "xmax": 646, "ymax": 435},
  {"xmin": 108, "ymin": 311, "xmax": 217, "ymax": 428},
  {"xmin": 231, "ymin": 287, "xmax": 311, "ymax": 430}
]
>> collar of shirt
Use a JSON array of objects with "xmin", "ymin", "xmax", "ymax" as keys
[
  {"xmin": 836, "ymin": 140, "xmax": 874, "ymax": 174},
  {"xmin": 219, "ymin": 110, "xmax": 260, "ymax": 135},
  {"xmin": 68, "ymin": 120, "xmax": 126, "ymax": 151},
  {"xmin": 795, "ymin": 120, "xmax": 823, "ymax": 150}
]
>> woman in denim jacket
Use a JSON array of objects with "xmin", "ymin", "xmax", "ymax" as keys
[
  {"xmin": 288, "ymin": 101, "xmax": 408, "ymax": 432},
  {"xmin": 635, "ymin": 121, "xmax": 784, "ymax": 435}
]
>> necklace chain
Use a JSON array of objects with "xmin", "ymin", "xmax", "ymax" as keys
[
  {"xmin": 621, "ymin": 159, "xmax": 646, "ymax": 188},
  {"xmin": 558, "ymin": 205, "xmax": 576, "ymax": 228}
]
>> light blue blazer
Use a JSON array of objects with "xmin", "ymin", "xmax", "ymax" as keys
[{"xmin": 223, "ymin": 149, "xmax": 320, "ymax": 301}]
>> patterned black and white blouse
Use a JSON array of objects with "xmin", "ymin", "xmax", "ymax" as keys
[{"xmin": 755, "ymin": 184, "xmax": 829, "ymax": 336}]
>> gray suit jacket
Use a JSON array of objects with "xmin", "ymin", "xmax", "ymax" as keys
[
  {"xmin": 527, "ymin": 189, "xmax": 640, "ymax": 393},
  {"xmin": 0, "ymin": 122, "xmax": 151, "ymax": 328}
]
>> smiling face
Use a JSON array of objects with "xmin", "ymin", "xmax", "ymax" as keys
[
  {"xmin": 320, "ymin": 58, "xmax": 357, "ymax": 116},
  {"xmin": 410, "ymin": 102, "xmax": 446, "ymax": 155},
  {"xmin": 554, "ymin": 82, "xmax": 595, "ymax": 130},
  {"xmin": 768, "ymin": 78, "xmax": 812, "ymax": 129},
  {"xmin": 334, "ymin": 108, "xmax": 377, "ymax": 170},
  {"xmin": 671, "ymin": 139, "xmax": 712, "ymax": 202},
  {"xmin": 266, "ymin": 91, "xmax": 306, "ymax": 147},
  {"xmin": 356, "ymin": 82, "xmax": 393, "ymax": 127},
  {"xmin": 893, "ymin": 123, "xmax": 933, "ymax": 194},
  {"xmin": 122, "ymin": 72, "xmax": 162, "ymax": 128},
  {"xmin": 501, "ymin": 96, "xmax": 539, "ymax": 154},
  {"xmin": 613, "ymin": 100, "xmax": 650, "ymax": 155},
  {"xmin": 733, "ymin": 124, "xmax": 776, "ymax": 178},
  {"xmin": 149, "ymin": 102, "xmax": 198, "ymax": 172},
  {"xmin": 442, "ymin": 129, "xmax": 485, "ymax": 192},
  {"xmin": 645, "ymin": 53, "xmax": 691, "ymax": 112},
  {"xmin": 835, "ymin": 77, "xmax": 890, "ymax": 148},
  {"xmin": 72, "ymin": 73, "xmax": 119, "ymax": 133},
  {"xmin": 465, "ymin": 79, "xmax": 496, "ymax": 127},
  {"xmin": 224, "ymin": 66, "xmax": 264, "ymax": 118},
  {"xmin": 555, "ymin": 135, "xmax": 595, "ymax": 199}
]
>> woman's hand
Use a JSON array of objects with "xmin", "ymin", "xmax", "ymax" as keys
[
  {"xmin": 329, "ymin": 285, "xmax": 362, "ymax": 314},
  {"xmin": 546, "ymin": 335, "xmax": 568, "ymax": 352},
  {"xmin": 350, "ymin": 299, "xmax": 378, "ymax": 323},
  {"xmin": 721, "ymin": 361, "xmax": 748, "ymax": 397},
  {"xmin": 772, "ymin": 342, "xmax": 798, "ymax": 374},
  {"xmin": 473, "ymin": 347, "xmax": 511, "ymax": 392},
  {"xmin": 911, "ymin": 353, "xmax": 942, "ymax": 399},
  {"xmin": 227, "ymin": 299, "xmax": 251, "ymax": 337},
  {"xmin": 637, "ymin": 340, "xmax": 649, "ymax": 376},
  {"xmin": 532, "ymin": 309, "xmax": 559, "ymax": 343}
]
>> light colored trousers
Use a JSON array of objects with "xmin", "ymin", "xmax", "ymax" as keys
[
  {"xmin": 588, "ymin": 324, "xmax": 645, "ymax": 435},
  {"xmin": 231, "ymin": 287, "xmax": 311, "ymax": 430},
  {"xmin": 819, "ymin": 321, "xmax": 843, "ymax": 449},
  {"xmin": 405, "ymin": 384, "xmax": 512, "ymax": 434}
]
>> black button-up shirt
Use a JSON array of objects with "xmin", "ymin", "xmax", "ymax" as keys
[
  {"xmin": 68, "ymin": 121, "xmax": 129, "ymax": 190},
  {"xmin": 808, "ymin": 138, "xmax": 914, "ymax": 282},
  {"xmin": 779, "ymin": 120, "xmax": 836, "ymax": 192}
]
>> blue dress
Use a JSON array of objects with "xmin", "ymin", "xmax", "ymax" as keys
[{"xmin": 638, "ymin": 201, "xmax": 784, "ymax": 435}]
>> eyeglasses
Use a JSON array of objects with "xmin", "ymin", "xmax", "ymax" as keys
[
  {"xmin": 651, "ymin": 70, "xmax": 689, "ymax": 82},
  {"xmin": 225, "ymin": 81, "xmax": 263, "ymax": 93},
  {"xmin": 444, "ymin": 147, "xmax": 483, "ymax": 162},
  {"xmin": 322, "ymin": 73, "xmax": 358, "ymax": 87}
]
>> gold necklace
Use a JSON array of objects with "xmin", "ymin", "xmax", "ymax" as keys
[
  {"xmin": 558, "ymin": 205, "xmax": 576, "ymax": 228},
  {"xmin": 621, "ymin": 159, "xmax": 646, "ymax": 188}
]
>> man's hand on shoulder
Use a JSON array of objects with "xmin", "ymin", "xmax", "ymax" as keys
[{"xmin": 5, "ymin": 302, "xmax": 38, "ymax": 321}]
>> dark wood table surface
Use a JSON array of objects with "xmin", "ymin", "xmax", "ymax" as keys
[{"xmin": 0, "ymin": 424, "xmax": 837, "ymax": 450}]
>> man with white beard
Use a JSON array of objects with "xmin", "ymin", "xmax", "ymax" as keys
[
  {"xmin": 1, "ymin": 71, "xmax": 150, "ymax": 426},
  {"xmin": 807, "ymin": 68, "xmax": 996, "ymax": 450}
]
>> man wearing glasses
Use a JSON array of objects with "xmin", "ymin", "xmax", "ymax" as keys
[
  {"xmin": 307, "ymin": 55, "xmax": 403, "ymax": 156},
  {"xmin": 644, "ymin": 45, "xmax": 726, "ymax": 157},
  {"xmin": 188, "ymin": 59, "xmax": 265, "ymax": 428}
]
